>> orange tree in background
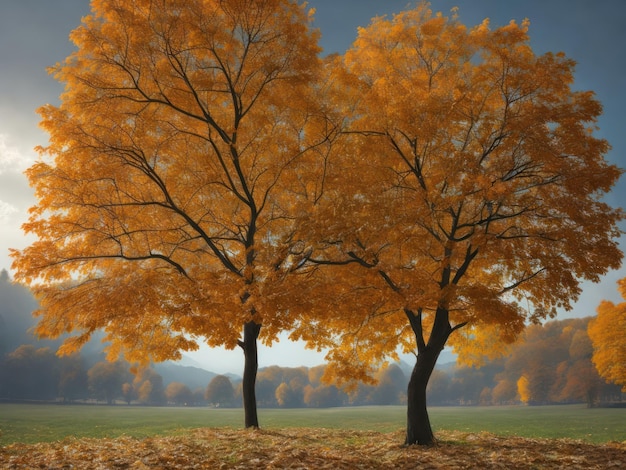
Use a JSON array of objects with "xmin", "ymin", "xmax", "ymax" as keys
[
  {"xmin": 589, "ymin": 278, "xmax": 626, "ymax": 391},
  {"xmin": 10, "ymin": 0, "xmax": 330, "ymax": 428},
  {"xmin": 295, "ymin": 4, "xmax": 623, "ymax": 445}
]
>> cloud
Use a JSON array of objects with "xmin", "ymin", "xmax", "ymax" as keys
[
  {"xmin": 0, "ymin": 132, "xmax": 37, "ymax": 272},
  {"xmin": 0, "ymin": 132, "xmax": 36, "ymax": 174},
  {"xmin": 0, "ymin": 200, "xmax": 18, "ymax": 222},
  {"xmin": 0, "ymin": 134, "xmax": 20, "ymax": 172}
]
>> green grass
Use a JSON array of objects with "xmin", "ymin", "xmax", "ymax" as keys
[
  {"xmin": 429, "ymin": 405, "xmax": 626, "ymax": 443},
  {"xmin": 1, "ymin": 403, "xmax": 624, "ymax": 446}
]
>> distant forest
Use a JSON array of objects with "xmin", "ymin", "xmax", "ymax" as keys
[{"xmin": 0, "ymin": 269, "xmax": 622, "ymax": 407}]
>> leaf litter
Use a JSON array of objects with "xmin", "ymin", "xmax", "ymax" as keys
[{"xmin": 1, "ymin": 428, "xmax": 624, "ymax": 469}]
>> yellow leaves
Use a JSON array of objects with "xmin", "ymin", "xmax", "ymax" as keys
[
  {"xmin": 4, "ymin": 427, "xmax": 625, "ymax": 468},
  {"xmin": 10, "ymin": 0, "xmax": 334, "ymax": 368},
  {"xmin": 296, "ymin": 0, "xmax": 623, "ymax": 389},
  {"xmin": 517, "ymin": 375, "xmax": 531, "ymax": 404},
  {"xmin": 588, "ymin": 284, "xmax": 626, "ymax": 391},
  {"xmin": 420, "ymin": 14, "xmax": 447, "ymax": 37},
  {"xmin": 451, "ymin": 322, "xmax": 515, "ymax": 368}
]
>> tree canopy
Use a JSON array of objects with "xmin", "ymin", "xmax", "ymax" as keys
[
  {"xmin": 14, "ymin": 0, "xmax": 328, "ymax": 360},
  {"xmin": 589, "ymin": 278, "xmax": 626, "ymax": 391},
  {"xmin": 291, "ymin": 4, "xmax": 623, "ymax": 444},
  {"xmin": 11, "ymin": 0, "xmax": 333, "ymax": 427}
]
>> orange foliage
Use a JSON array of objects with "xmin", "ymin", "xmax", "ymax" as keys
[
  {"xmin": 293, "ymin": 2, "xmax": 623, "ymax": 387},
  {"xmin": 10, "ymin": 0, "xmax": 328, "ymax": 365},
  {"xmin": 589, "ymin": 278, "xmax": 626, "ymax": 391},
  {"xmin": 517, "ymin": 375, "xmax": 531, "ymax": 404}
]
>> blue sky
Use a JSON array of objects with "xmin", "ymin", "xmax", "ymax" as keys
[{"xmin": 0, "ymin": 1, "xmax": 624, "ymax": 373}]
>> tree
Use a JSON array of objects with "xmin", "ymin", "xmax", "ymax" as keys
[
  {"xmin": 165, "ymin": 381, "xmax": 193, "ymax": 406},
  {"xmin": 137, "ymin": 380, "xmax": 153, "ymax": 405},
  {"xmin": 559, "ymin": 359, "xmax": 603, "ymax": 407},
  {"xmin": 87, "ymin": 361, "xmax": 130, "ymax": 404},
  {"xmin": 298, "ymin": 3, "xmax": 623, "ymax": 445},
  {"xmin": 492, "ymin": 379, "xmax": 517, "ymax": 405},
  {"xmin": 589, "ymin": 278, "xmax": 626, "ymax": 391},
  {"xmin": 517, "ymin": 375, "xmax": 531, "ymax": 404},
  {"xmin": 275, "ymin": 382, "xmax": 300, "ymax": 407},
  {"xmin": 11, "ymin": 0, "xmax": 330, "ymax": 429},
  {"xmin": 367, "ymin": 364, "xmax": 406, "ymax": 405},
  {"xmin": 205, "ymin": 375, "xmax": 235, "ymax": 407},
  {"xmin": 0, "ymin": 345, "xmax": 59, "ymax": 400},
  {"xmin": 121, "ymin": 382, "xmax": 136, "ymax": 405},
  {"xmin": 133, "ymin": 367, "xmax": 166, "ymax": 405},
  {"xmin": 426, "ymin": 369, "xmax": 452, "ymax": 405},
  {"xmin": 303, "ymin": 383, "xmax": 345, "ymax": 408},
  {"xmin": 58, "ymin": 353, "xmax": 88, "ymax": 402}
]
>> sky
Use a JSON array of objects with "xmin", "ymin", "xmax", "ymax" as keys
[{"xmin": 0, "ymin": 0, "xmax": 625, "ymax": 374}]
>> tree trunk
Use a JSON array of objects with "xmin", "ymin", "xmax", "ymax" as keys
[
  {"xmin": 405, "ymin": 346, "xmax": 440, "ymax": 446},
  {"xmin": 404, "ymin": 306, "xmax": 463, "ymax": 446},
  {"xmin": 241, "ymin": 320, "xmax": 261, "ymax": 428}
]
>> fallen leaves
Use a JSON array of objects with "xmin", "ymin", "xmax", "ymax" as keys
[{"xmin": 1, "ymin": 428, "xmax": 624, "ymax": 469}]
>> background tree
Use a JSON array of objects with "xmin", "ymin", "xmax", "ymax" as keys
[
  {"xmin": 133, "ymin": 367, "xmax": 166, "ymax": 405},
  {"xmin": 426, "ymin": 369, "xmax": 452, "ymax": 406},
  {"xmin": 589, "ymin": 278, "xmax": 626, "ymax": 391},
  {"xmin": 303, "ymin": 383, "xmax": 345, "ymax": 408},
  {"xmin": 87, "ymin": 360, "xmax": 130, "ymax": 404},
  {"xmin": 367, "ymin": 364, "xmax": 406, "ymax": 405},
  {"xmin": 0, "ymin": 345, "xmax": 59, "ymax": 401},
  {"xmin": 491, "ymin": 378, "xmax": 518, "ymax": 405},
  {"xmin": 297, "ymin": 3, "xmax": 623, "ymax": 445},
  {"xmin": 58, "ymin": 353, "xmax": 88, "ymax": 402},
  {"xmin": 275, "ymin": 382, "xmax": 300, "ymax": 408},
  {"xmin": 205, "ymin": 375, "xmax": 235, "ymax": 407},
  {"xmin": 121, "ymin": 382, "xmax": 136, "ymax": 405},
  {"xmin": 11, "ymin": 0, "xmax": 330, "ymax": 429},
  {"xmin": 517, "ymin": 376, "xmax": 531, "ymax": 404},
  {"xmin": 165, "ymin": 381, "xmax": 193, "ymax": 406},
  {"xmin": 559, "ymin": 359, "xmax": 603, "ymax": 407},
  {"xmin": 192, "ymin": 387, "xmax": 207, "ymax": 406}
]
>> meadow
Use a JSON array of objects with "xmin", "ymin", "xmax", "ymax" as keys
[{"xmin": 1, "ymin": 403, "xmax": 624, "ymax": 446}]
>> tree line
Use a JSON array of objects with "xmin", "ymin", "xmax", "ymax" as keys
[
  {"xmin": 2, "ymin": 317, "xmax": 620, "ymax": 408},
  {"xmin": 0, "ymin": 342, "xmax": 401, "ymax": 407},
  {"xmin": 430, "ymin": 317, "xmax": 622, "ymax": 407}
]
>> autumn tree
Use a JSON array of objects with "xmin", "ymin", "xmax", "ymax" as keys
[
  {"xmin": 165, "ymin": 381, "xmax": 193, "ymax": 405},
  {"xmin": 367, "ymin": 364, "xmax": 406, "ymax": 405},
  {"xmin": 11, "ymin": 0, "xmax": 330, "ymax": 428},
  {"xmin": 491, "ymin": 378, "xmax": 517, "ymax": 405},
  {"xmin": 0, "ymin": 345, "xmax": 59, "ymax": 400},
  {"xmin": 205, "ymin": 374, "xmax": 235, "ymax": 407},
  {"xmin": 589, "ymin": 278, "xmax": 626, "ymax": 391},
  {"xmin": 426, "ymin": 369, "xmax": 452, "ymax": 405},
  {"xmin": 133, "ymin": 367, "xmax": 166, "ymax": 405},
  {"xmin": 87, "ymin": 360, "xmax": 130, "ymax": 404},
  {"xmin": 297, "ymin": 4, "xmax": 623, "ymax": 445},
  {"xmin": 517, "ymin": 375, "xmax": 531, "ymax": 404},
  {"xmin": 58, "ymin": 353, "xmax": 89, "ymax": 402},
  {"xmin": 275, "ymin": 382, "xmax": 300, "ymax": 407},
  {"xmin": 121, "ymin": 382, "xmax": 136, "ymax": 405}
]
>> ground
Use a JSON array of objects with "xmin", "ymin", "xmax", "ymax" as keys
[{"xmin": 1, "ymin": 428, "xmax": 625, "ymax": 469}]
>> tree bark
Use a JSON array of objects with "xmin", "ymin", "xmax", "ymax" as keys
[
  {"xmin": 405, "ymin": 345, "xmax": 441, "ymax": 445},
  {"xmin": 240, "ymin": 320, "xmax": 261, "ymax": 428},
  {"xmin": 405, "ymin": 306, "xmax": 463, "ymax": 446}
]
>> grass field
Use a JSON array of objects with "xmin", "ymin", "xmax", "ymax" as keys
[{"xmin": 1, "ymin": 403, "xmax": 624, "ymax": 446}]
